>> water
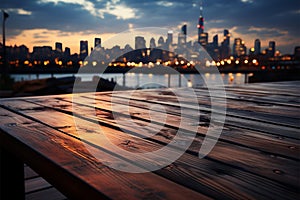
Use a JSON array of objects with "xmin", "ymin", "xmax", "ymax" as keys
[{"xmin": 10, "ymin": 73, "xmax": 245, "ymax": 88}]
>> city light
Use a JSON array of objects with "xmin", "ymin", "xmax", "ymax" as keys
[{"xmin": 0, "ymin": 5, "xmax": 298, "ymax": 73}]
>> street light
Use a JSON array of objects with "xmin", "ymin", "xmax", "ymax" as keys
[{"xmin": 2, "ymin": 10, "xmax": 9, "ymax": 76}]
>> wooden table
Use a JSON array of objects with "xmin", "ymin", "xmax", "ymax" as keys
[{"xmin": 0, "ymin": 81, "xmax": 299, "ymax": 199}]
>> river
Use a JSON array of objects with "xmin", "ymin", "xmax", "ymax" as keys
[{"xmin": 10, "ymin": 73, "xmax": 246, "ymax": 89}]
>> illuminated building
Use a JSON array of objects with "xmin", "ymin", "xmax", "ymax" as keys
[
  {"xmin": 220, "ymin": 29, "xmax": 230, "ymax": 59},
  {"xmin": 80, "ymin": 40, "xmax": 88, "ymax": 60},
  {"xmin": 55, "ymin": 42, "xmax": 62, "ymax": 53},
  {"xmin": 233, "ymin": 38, "xmax": 247, "ymax": 57},
  {"xmin": 135, "ymin": 36, "xmax": 146, "ymax": 49},
  {"xmin": 6, "ymin": 44, "xmax": 29, "ymax": 63},
  {"xmin": 198, "ymin": 1, "xmax": 208, "ymax": 47},
  {"xmin": 32, "ymin": 46, "xmax": 53, "ymax": 64},
  {"xmin": 206, "ymin": 34, "xmax": 220, "ymax": 60},
  {"xmin": 94, "ymin": 38, "xmax": 101, "ymax": 48}
]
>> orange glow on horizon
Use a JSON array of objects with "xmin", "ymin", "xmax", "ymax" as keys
[{"xmin": 6, "ymin": 29, "xmax": 115, "ymax": 54}]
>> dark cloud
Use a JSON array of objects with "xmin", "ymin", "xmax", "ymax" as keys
[
  {"xmin": 32, "ymin": 40, "xmax": 52, "ymax": 44},
  {"xmin": 1, "ymin": 0, "xmax": 299, "ymax": 53}
]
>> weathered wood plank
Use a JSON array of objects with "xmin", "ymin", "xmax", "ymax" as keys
[
  {"xmin": 2, "ymin": 98, "xmax": 299, "ymax": 199},
  {"xmin": 25, "ymin": 187, "xmax": 66, "ymax": 200},
  {"xmin": 0, "ymin": 107, "xmax": 210, "ymax": 200},
  {"xmin": 110, "ymin": 89, "xmax": 300, "ymax": 128},
  {"xmin": 25, "ymin": 177, "xmax": 52, "ymax": 194},
  {"xmin": 25, "ymin": 166, "xmax": 39, "ymax": 180},
  {"xmin": 1, "ymin": 82, "xmax": 299, "ymax": 200},
  {"xmin": 105, "ymin": 91, "xmax": 300, "ymax": 139},
  {"xmin": 56, "ymin": 95, "xmax": 300, "ymax": 160}
]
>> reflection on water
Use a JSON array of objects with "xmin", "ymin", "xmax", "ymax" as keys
[{"xmin": 11, "ymin": 73, "xmax": 245, "ymax": 89}]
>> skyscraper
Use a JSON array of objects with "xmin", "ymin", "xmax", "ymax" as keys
[
  {"xmin": 150, "ymin": 38, "xmax": 156, "ymax": 49},
  {"xmin": 206, "ymin": 34, "xmax": 220, "ymax": 60},
  {"xmin": 55, "ymin": 42, "xmax": 62, "ymax": 53},
  {"xmin": 64, "ymin": 47, "xmax": 71, "ymax": 62},
  {"xmin": 233, "ymin": 38, "xmax": 247, "ymax": 57},
  {"xmin": 254, "ymin": 39, "xmax": 261, "ymax": 55},
  {"xmin": 268, "ymin": 41, "xmax": 276, "ymax": 57},
  {"xmin": 135, "ymin": 36, "xmax": 146, "ymax": 49},
  {"xmin": 158, "ymin": 36, "xmax": 165, "ymax": 48},
  {"xmin": 198, "ymin": 1, "xmax": 208, "ymax": 47},
  {"xmin": 220, "ymin": 29, "xmax": 230, "ymax": 59},
  {"xmin": 178, "ymin": 24, "xmax": 187, "ymax": 47},
  {"xmin": 213, "ymin": 35, "xmax": 218, "ymax": 47},
  {"xmin": 64, "ymin": 47, "xmax": 70, "ymax": 56},
  {"xmin": 166, "ymin": 31, "xmax": 173, "ymax": 50},
  {"xmin": 80, "ymin": 40, "xmax": 88, "ymax": 60},
  {"xmin": 94, "ymin": 38, "xmax": 101, "ymax": 48}
]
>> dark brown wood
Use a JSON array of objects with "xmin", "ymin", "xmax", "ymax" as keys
[
  {"xmin": 0, "ymin": 81, "xmax": 299, "ymax": 200},
  {"xmin": 0, "ymin": 107, "xmax": 209, "ymax": 200},
  {"xmin": 2, "ymin": 97, "xmax": 299, "ymax": 199}
]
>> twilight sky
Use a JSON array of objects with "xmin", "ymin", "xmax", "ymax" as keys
[{"xmin": 1, "ymin": 0, "xmax": 300, "ymax": 54}]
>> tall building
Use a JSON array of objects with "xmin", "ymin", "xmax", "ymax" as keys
[
  {"xmin": 295, "ymin": 46, "xmax": 300, "ymax": 60},
  {"xmin": 80, "ymin": 40, "xmax": 88, "ymax": 60},
  {"xmin": 206, "ymin": 34, "xmax": 220, "ymax": 60},
  {"xmin": 158, "ymin": 36, "xmax": 165, "ymax": 48},
  {"xmin": 64, "ymin": 47, "xmax": 70, "ymax": 56},
  {"xmin": 55, "ymin": 42, "xmax": 62, "ymax": 53},
  {"xmin": 32, "ymin": 46, "xmax": 53, "ymax": 61},
  {"xmin": 197, "ymin": 1, "xmax": 208, "ymax": 47},
  {"xmin": 150, "ymin": 38, "xmax": 156, "ymax": 49},
  {"xmin": 233, "ymin": 38, "xmax": 247, "ymax": 57},
  {"xmin": 220, "ymin": 29, "xmax": 230, "ymax": 59},
  {"xmin": 166, "ymin": 31, "xmax": 173, "ymax": 50},
  {"xmin": 254, "ymin": 39, "xmax": 261, "ymax": 55},
  {"xmin": 94, "ymin": 38, "xmax": 101, "ymax": 48},
  {"xmin": 178, "ymin": 24, "xmax": 187, "ymax": 47},
  {"xmin": 135, "ymin": 36, "xmax": 146, "ymax": 49},
  {"xmin": 268, "ymin": 41, "xmax": 276, "ymax": 57},
  {"xmin": 212, "ymin": 35, "xmax": 218, "ymax": 47}
]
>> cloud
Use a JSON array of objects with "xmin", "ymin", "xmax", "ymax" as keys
[
  {"xmin": 1, "ymin": 0, "xmax": 299, "ymax": 54},
  {"xmin": 38, "ymin": 0, "xmax": 100, "ymax": 17},
  {"xmin": 248, "ymin": 27, "xmax": 289, "ymax": 37},
  {"xmin": 156, "ymin": 1, "xmax": 174, "ymax": 7},
  {"xmin": 32, "ymin": 40, "xmax": 52, "ymax": 44},
  {"xmin": 241, "ymin": 0, "xmax": 254, "ymax": 3},
  {"xmin": 99, "ymin": 0, "xmax": 139, "ymax": 19},
  {"xmin": 6, "ymin": 8, "xmax": 32, "ymax": 15},
  {"xmin": 38, "ymin": 0, "xmax": 139, "ymax": 20}
]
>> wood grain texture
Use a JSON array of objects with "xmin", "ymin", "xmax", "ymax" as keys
[
  {"xmin": 0, "ymin": 81, "xmax": 299, "ymax": 200},
  {"xmin": 0, "ymin": 107, "xmax": 209, "ymax": 200}
]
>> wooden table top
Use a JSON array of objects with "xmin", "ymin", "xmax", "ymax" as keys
[{"xmin": 0, "ymin": 81, "xmax": 299, "ymax": 199}]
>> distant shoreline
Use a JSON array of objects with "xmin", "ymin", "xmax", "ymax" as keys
[{"xmin": 3, "ymin": 65, "xmax": 299, "ymax": 75}]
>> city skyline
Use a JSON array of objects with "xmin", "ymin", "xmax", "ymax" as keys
[{"xmin": 1, "ymin": 0, "xmax": 300, "ymax": 54}]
